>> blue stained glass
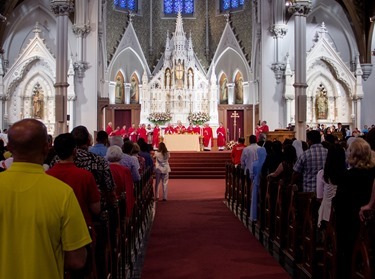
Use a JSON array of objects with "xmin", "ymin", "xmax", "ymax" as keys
[
  {"xmin": 164, "ymin": 0, "xmax": 194, "ymax": 14},
  {"xmin": 223, "ymin": 0, "xmax": 230, "ymax": 10},
  {"xmin": 221, "ymin": 0, "xmax": 244, "ymax": 11},
  {"xmin": 114, "ymin": 0, "xmax": 137, "ymax": 12}
]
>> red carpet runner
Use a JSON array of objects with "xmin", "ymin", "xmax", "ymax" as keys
[{"xmin": 141, "ymin": 179, "xmax": 290, "ymax": 279}]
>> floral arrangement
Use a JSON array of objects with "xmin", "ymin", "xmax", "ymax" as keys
[
  {"xmin": 226, "ymin": 140, "xmax": 237, "ymax": 150},
  {"xmin": 187, "ymin": 112, "xmax": 210, "ymax": 125},
  {"xmin": 147, "ymin": 112, "xmax": 172, "ymax": 125}
]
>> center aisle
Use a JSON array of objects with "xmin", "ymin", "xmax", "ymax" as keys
[{"xmin": 141, "ymin": 179, "xmax": 290, "ymax": 279}]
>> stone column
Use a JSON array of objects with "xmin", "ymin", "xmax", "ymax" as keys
[
  {"xmin": 51, "ymin": 0, "xmax": 74, "ymax": 134},
  {"xmin": 288, "ymin": 1, "xmax": 312, "ymax": 141}
]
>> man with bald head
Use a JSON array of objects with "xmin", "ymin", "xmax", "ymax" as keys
[{"xmin": 0, "ymin": 119, "xmax": 91, "ymax": 279}]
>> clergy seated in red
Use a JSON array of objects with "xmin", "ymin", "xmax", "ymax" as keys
[
  {"xmin": 119, "ymin": 125, "xmax": 127, "ymax": 138},
  {"xmin": 164, "ymin": 123, "xmax": 175, "ymax": 135},
  {"xmin": 203, "ymin": 123, "xmax": 213, "ymax": 151},
  {"xmin": 128, "ymin": 123, "xmax": 137, "ymax": 142},
  {"xmin": 231, "ymin": 137, "xmax": 246, "ymax": 166},
  {"xmin": 193, "ymin": 124, "xmax": 201, "ymax": 135},
  {"xmin": 46, "ymin": 133, "xmax": 101, "ymax": 241},
  {"xmin": 105, "ymin": 122, "xmax": 113, "ymax": 136},
  {"xmin": 255, "ymin": 120, "xmax": 269, "ymax": 141},
  {"xmin": 152, "ymin": 124, "xmax": 161, "ymax": 150},
  {"xmin": 175, "ymin": 120, "xmax": 186, "ymax": 134},
  {"xmin": 106, "ymin": 145, "xmax": 135, "ymax": 218},
  {"xmin": 186, "ymin": 123, "xmax": 194, "ymax": 134},
  {"xmin": 216, "ymin": 122, "xmax": 226, "ymax": 151},
  {"xmin": 138, "ymin": 124, "xmax": 148, "ymax": 142}
]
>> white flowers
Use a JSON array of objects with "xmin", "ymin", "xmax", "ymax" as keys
[
  {"xmin": 187, "ymin": 112, "xmax": 210, "ymax": 125},
  {"xmin": 147, "ymin": 112, "xmax": 172, "ymax": 124}
]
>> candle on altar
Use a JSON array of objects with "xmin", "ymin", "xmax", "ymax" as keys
[{"xmin": 200, "ymin": 127, "xmax": 203, "ymax": 136}]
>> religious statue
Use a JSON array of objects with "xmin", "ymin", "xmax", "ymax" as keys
[
  {"xmin": 115, "ymin": 76, "xmax": 124, "ymax": 104},
  {"xmin": 32, "ymin": 83, "xmax": 44, "ymax": 119},
  {"xmin": 315, "ymin": 84, "xmax": 328, "ymax": 119},
  {"xmin": 220, "ymin": 77, "xmax": 228, "ymax": 104},
  {"xmin": 165, "ymin": 68, "xmax": 171, "ymax": 88},
  {"xmin": 235, "ymin": 76, "xmax": 243, "ymax": 104},
  {"xmin": 188, "ymin": 68, "xmax": 193, "ymax": 89},
  {"xmin": 175, "ymin": 60, "xmax": 184, "ymax": 89},
  {"xmin": 130, "ymin": 76, "xmax": 139, "ymax": 104}
]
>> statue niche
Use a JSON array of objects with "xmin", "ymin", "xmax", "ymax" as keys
[
  {"xmin": 175, "ymin": 59, "xmax": 184, "ymax": 89},
  {"xmin": 32, "ymin": 82, "xmax": 44, "ymax": 119},
  {"xmin": 219, "ymin": 74, "xmax": 228, "ymax": 104},
  {"xmin": 130, "ymin": 74, "xmax": 139, "ymax": 104},
  {"xmin": 315, "ymin": 83, "xmax": 328, "ymax": 120},
  {"xmin": 115, "ymin": 72, "xmax": 125, "ymax": 104},
  {"xmin": 234, "ymin": 72, "xmax": 243, "ymax": 104}
]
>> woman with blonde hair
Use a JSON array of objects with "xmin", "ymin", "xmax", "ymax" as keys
[
  {"xmin": 334, "ymin": 138, "xmax": 375, "ymax": 278},
  {"xmin": 154, "ymin": 142, "xmax": 171, "ymax": 201}
]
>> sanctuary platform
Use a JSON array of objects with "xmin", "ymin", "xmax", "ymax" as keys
[{"xmin": 168, "ymin": 151, "xmax": 231, "ymax": 179}]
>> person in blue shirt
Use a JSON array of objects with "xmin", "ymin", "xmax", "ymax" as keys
[{"xmin": 89, "ymin": 130, "xmax": 108, "ymax": 157}]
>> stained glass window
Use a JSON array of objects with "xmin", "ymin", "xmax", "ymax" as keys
[
  {"xmin": 164, "ymin": 0, "xmax": 194, "ymax": 15},
  {"xmin": 220, "ymin": 0, "xmax": 244, "ymax": 12},
  {"xmin": 114, "ymin": 0, "xmax": 138, "ymax": 13}
]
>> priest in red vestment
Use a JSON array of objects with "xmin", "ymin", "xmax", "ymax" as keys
[
  {"xmin": 138, "ymin": 124, "xmax": 147, "ymax": 142},
  {"xmin": 216, "ymin": 122, "xmax": 226, "ymax": 151},
  {"xmin": 203, "ymin": 123, "xmax": 213, "ymax": 151},
  {"xmin": 186, "ymin": 123, "xmax": 194, "ymax": 134},
  {"xmin": 119, "ymin": 125, "xmax": 127, "ymax": 138},
  {"xmin": 175, "ymin": 120, "xmax": 186, "ymax": 134},
  {"xmin": 164, "ymin": 123, "xmax": 175, "ymax": 135},
  {"xmin": 193, "ymin": 124, "xmax": 201, "ymax": 135},
  {"xmin": 128, "ymin": 123, "xmax": 137, "ymax": 142},
  {"xmin": 106, "ymin": 122, "xmax": 113, "ymax": 135},
  {"xmin": 152, "ymin": 124, "xmax": 160, "ymax": 150},
  {"xmin": 255, "ymin": 120, "xmax": 269, "ymax": 141}
]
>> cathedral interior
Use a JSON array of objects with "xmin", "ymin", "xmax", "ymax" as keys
[{"xmin": 0, "ymin": 0, "xmax": 374, "ymax": 140}]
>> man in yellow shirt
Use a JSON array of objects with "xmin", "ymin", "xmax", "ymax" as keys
[{"xmin": 0, "ymin": 119, "xmax": 92, "ymax": 279}]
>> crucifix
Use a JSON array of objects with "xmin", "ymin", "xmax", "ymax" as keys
[{"xmin": 230, "ymin": 110, "xmax": 240, "ymax": 141}]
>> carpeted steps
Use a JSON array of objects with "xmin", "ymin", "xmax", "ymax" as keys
[{"xmin": 168, "ymin": 151, "xmax": 231, "ymax": 179}]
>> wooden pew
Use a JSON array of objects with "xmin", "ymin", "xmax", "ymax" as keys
[
  {"xmin": 274, "ymin": 182, "xmax": 292, "ymax": 254},
  {"xmin": 323, "ymin": 205, "xmax": 337, "ymax": 279},
  {"xmin": 351, "ymin": 210, "xmax": 375, "ymax": 279},
  {"xmin": 263, "ymin": 178, "xmax": 278, "ymax": 242}
]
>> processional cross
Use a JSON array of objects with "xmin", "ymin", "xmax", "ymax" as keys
[{"xmin": 231, "ymin": 110, "xmax": 240, "ymax": 141}]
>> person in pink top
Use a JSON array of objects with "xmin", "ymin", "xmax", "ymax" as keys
[{"xmin": 216, "ymin": 122, "xmax": 226, "ymax": 151}]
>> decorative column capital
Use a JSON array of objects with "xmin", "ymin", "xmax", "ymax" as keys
[
  {"xmin": 51, "ymin": 1, "xmax": 74, "ymax": 17},
  {"xmin": 72, "ymin": 24, "xmax": 91, "ymax": 37},
  {"xmin": 271, "ymin": 62, "xmax": 286, "ymax": 84},
  {"xmin": 269, "ymin": 24, "xmax": 288, "ymax": 38},
  {"xmin": 287, "ymin": 1, "xmax": 312, "ymax": 16},
  {"xmin": 73, "ymin": 61, "xmax": 89, "ymax": 79}
]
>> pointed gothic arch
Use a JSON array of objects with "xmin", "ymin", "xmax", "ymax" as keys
[
  {"xmin": 234, "ymin": 71, "xmax": 243, "ymax": 104},
  {"xmin": 130, "ymin": 72, "xmax": 140, "ymax": 104},
  {"xmin": 115, "ymin": 71, "xmax": 125, "ymax": 104}
]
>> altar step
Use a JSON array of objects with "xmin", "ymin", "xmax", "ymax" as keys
[{"xmin": 168, "ymin": 151, "xmax": 231, "ymax": 179}]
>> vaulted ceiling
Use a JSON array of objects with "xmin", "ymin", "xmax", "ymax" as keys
[{"xmin": 0, "ymin": 0, "xmax": 375, "ymax": 62}]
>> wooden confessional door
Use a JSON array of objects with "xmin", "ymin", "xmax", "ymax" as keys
[
  {"xmin": 226, "ymin": 110, "xmax": 244, "ymax": 142},
  {"xmin": 114, "ymin": 109, "xmax": 131, "ymax": 130}
]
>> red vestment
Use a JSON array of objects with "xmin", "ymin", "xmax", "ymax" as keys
[
  {"xmin": 255, "ymin": 124, "xmax": 269, "ymax": 140},
  {"xmin": 193, "ymin": 126, "xmax": 201, "ymax": 135},
  {"xmin": 152, "ymin": 127, "xmax": 160, "ymax": 149},
  {"xmin": 119, "ymin": 128, "xmax": 127, "ymax": 138},
  {"xmin": 138, "ymin": 127, "xmax": 147, "ymax": 142},
  {"xmin": 106, "ymin": 125, "xmax": 113, "ymax": 135},
  {"xmin": 216, "ymin": 126, "xmax": 226, "ymax": 148},
  {"xmin": 175, "ymin": 125, "xmax": 186, "ymax": 134},
  {"xmin": 164, "ymin": 126, "xmax": 175, "ymax": 135},
  {"xmin": 203, "ymin": 126, "xmax": 213, "ymax": 149},
  {"xmin": 186, "ymin": 125, "xmax": 194, "ymax": 134},
  {"xmin": 128, "ymin": 127, "xmax": 137, "ymax": 142}
]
